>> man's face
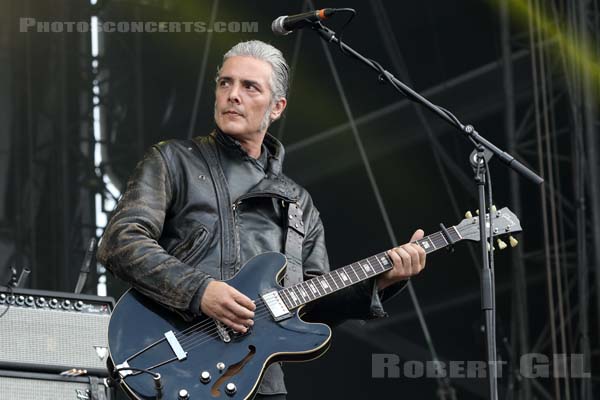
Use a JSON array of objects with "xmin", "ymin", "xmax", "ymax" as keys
[{"xmin": 214, "ymin": 56, "xmax": 285, "ymax": 140}]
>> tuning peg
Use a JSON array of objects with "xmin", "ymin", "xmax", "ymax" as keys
[
  {"xmin": 487, "ymin": 242, "xmax": 495, "ymax": 252},
  {"xmin": 490, "ymin": 205, "xmax": 497, "ymax": 214},
  {"xmin": 465, "ymin": 211, "xmax": 473, "ymax": 219},
  {"xmin": 497, "ymin": 238, "xmax": 507, "ymax": 250},
  {"xmin": 476, "ymin": 209, "xmax": 480, "ymax": 215},
  {"xmin": 509, "ymin": 236, "xmax": 519, "ymax": 247}
]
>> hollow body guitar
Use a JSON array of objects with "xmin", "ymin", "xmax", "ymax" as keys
[{"xmin": 108, "ymin": 207, "xmax": 521, "ymax": 399}]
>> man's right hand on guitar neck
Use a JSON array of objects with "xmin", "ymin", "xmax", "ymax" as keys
[{"xmin": 200, "ymin": 281, "xmax": 256, "ymax": 333}]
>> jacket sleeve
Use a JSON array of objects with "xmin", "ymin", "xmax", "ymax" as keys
[
  {"xmin": 96, "ymin": 145, "xmax": 214, "ymax": 318},
  {"xmin": 299, "ymin": 205, "xmax": 406, "ymax": 325}
]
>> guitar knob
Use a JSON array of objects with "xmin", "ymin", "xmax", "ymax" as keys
[
  {"xmin": 216, "ymin": 362, "xmax": 225, "ymax": 371},
  {"xmin": 497, "ymin": 239, "xmax": 507, "ymax": 250},
  {"xmin": 509, "ymin": 236, "xmax": 519, "ymax": 248},
  {"xmin": 225, "ymin": 382, "xmax": 237, "ymax": 396},
  {"xmin": 200, "ymin": 371, "xmax": 211, "ymax": 383},
  {"xmin": 464, "ymin": 211, "xmax": 473, "ymax": 219},
  {"xmin": 178, "ymin": 389, "xmax": 190, "ymax": 399}
]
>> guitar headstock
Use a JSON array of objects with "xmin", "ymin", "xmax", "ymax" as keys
[{"xmin": 455, "ymin": 207, "xmax": 522, "ymax": 244}]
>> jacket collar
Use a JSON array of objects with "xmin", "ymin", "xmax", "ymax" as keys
[{"xmin": 211, "ymin": 127, "xmax": 285, "ymax": 176}]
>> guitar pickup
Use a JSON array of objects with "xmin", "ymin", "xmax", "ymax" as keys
[{"xmin": 260, "ymin": 291, "xmax": 292, "ymax": 321}]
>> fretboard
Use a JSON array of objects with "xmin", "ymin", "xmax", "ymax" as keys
[{"xmin": 278, "ymin": 226, "xmax": 462, "ymax": 310}]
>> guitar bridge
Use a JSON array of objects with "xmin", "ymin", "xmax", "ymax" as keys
[
  {"xmin": 215, "ymin": 320, "xmax": 231, "ymax": 343},
  {"xmin": 261, "ymin": 291, "xmax": 292, "ymax": 321}
]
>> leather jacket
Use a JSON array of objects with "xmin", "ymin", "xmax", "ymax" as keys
[{"xmin": 97, "ymin": 129, "xmax": 396, "ymax": 394}]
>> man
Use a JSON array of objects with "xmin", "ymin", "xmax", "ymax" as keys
[{"xmin": 97, "ymin": 40, "xmax": 426, "ymax": 399}]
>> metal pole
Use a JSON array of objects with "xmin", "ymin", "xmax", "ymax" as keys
[{"xmin": 500, "ymin": 1, "xmax": 531, "ymax": 398}]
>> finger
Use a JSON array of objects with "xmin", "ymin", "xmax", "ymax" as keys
[
  {"xmin": 221, "ymin": 317, "xmax": 248, "ymax": 333},
  {"xmin": 402, "ymin": 244, "xmax": 420, "ymax": 271},
  {"xmin": 231, "ymin": 289, "xmax": 256, "ymax": 311},
  {"xmin": 410, "ymin": 229, "xmax": 424, "ymax": 242},
  {"xmin": 387, "ymin": 249, "xmax": 402, "ymax": 268},
  {"xmin": 225, "ymin": 300, "xmax": 255, "ymax": 320},
  {"xmin": 396, "ymin": 247, "xmax": 412, "ymax": 270},
  {"xmin": 417, "ymin": 244, "xmax": 426, "ymax": 268}
]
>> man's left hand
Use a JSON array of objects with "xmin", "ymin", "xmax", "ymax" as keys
[{"xmin": 377, "ymin": 229, "xmax": 426, "ymax": 290}]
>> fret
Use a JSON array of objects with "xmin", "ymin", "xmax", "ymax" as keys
[
  {"xmin": 280, "ymin": 289, "xmax": 293, "ymax": 309},
  {"xmin": 274, "ymin": 225, "xmax": 467, "ymax": 310},
  {"xmin": 308, "ymin": 278, "xmax": 321, "ymax": 297},
  {"xmin": 325, "ymin": 273, "xmax": 339, "ymax": 290},
  {"xmin": 417, "ymin": 237, "xmax": 435, "ymax": 254},
  {"xmin": 360, "ymin": 260, "xmax": 371, "ymax": 276},
  {"xmin": 338, "ymin": 269, "xmax": 350, "ymax": 285},
  {"xmin": 317, "ymin": 276, "xmax": 331, "ymax": 293},
  {"xmin": 300, "ymin": 282, "xmax": 313, "ymax": 301},
  {"xmin": 365, "ymin": 258, "xmax": 378, "ymax": 275},
  {"xmin": 334, "ymin": 270, "xmax": 348, "ymax": 288},
  {"xmin": 294, "ymin": 285, "xmax": 306, "ymax": 302},
  {"xmin": 450, "ymin": 226, "xmax": 462, "ymax": 241},
  {"xmin": 377, "ymin": 253, "xmax": 393, "ymax": 271},
  {"xmin": 353, "ymin": 263, "xmax": 367, "ymax": 280},
  {"xmin": 369, "ymin": 256, "xmax": 384, "ymax": 274},
  {"xmin": 431, "ymin": 232, "xmax": 448, "ymax": 249},
  {"xmin": 288, "ymin": 288, "xmax": 300, "ymax": 306}
]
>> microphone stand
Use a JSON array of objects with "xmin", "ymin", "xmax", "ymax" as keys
[{"xmin": 308, "ymin": 22, "xmax": 543, "ymax": 400}]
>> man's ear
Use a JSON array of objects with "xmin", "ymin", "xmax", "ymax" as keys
[{"xmin": 270, "ymin": 97, "xmax": 287, "ymax": 121}]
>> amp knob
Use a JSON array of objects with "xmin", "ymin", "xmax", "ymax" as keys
[
  {"xmin": 200, "ymin": 371, "xmax": 211, "ymax": 383},
  {"xmin": 225, "ymin": 382, "xmax": 237, "ymax": 396},
  {"xmin": 7, "ymin": 295, "xmax": 15, "ymax": 304},
  {"xmin": 16, "ymin": 296, "xmax": 25, "ymax": 305},
  {"xmin": 0, "ymin": 293, "xmax": 6, "ymax": 303},
  {"xmin": 49, "ymin": 299, "xmax": 59, "ymax": 309},
  {"xmin": 25, "ymin": 296, "xmax": 35, "ymax": 306},
  {"xmin": 36, "ymin": 297, "xmax": 46, "ymax": 307},
  {"xmin": 74, "ymin": 300, "xmax": 84, "ymax": 311},
  {"xmin": 61, "ymin": 299, "xmax": 71, "ymax": 309}
]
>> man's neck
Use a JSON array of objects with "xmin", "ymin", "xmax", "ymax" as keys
[
  {"xmin": 236, "ymin": 136, "xmax": 263, "ymax": 159},
  {"xmin": 218, "ymin": 128, "xmax": 266, "ymax": 159}
]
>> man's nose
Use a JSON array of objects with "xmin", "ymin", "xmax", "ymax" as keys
[{"xmin": 228, "ymin": 83, "xmax": 241, "ymax": 104}]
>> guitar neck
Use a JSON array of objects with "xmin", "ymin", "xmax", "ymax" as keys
[{"xmin": 278, "ymin": 226, "xmax": 463, "ymax": 310}]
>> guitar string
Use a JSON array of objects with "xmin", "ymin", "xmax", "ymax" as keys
[
  {"xmin": 131, "ymin": 230, "xmax": 460, "ymax": 359},
  {"xmin": 173, "ymin": 250, "xmax": 400, "ymax": 346},
  {"xmin": 174, "ymin": 236, "xmax": 453, "ymax": 349},
  {"xmin": 163, "ymin": 232, "xmax": 457, "ymax": 352}
]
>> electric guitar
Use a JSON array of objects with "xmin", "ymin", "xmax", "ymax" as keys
[{"xmin": 107, "ymin": 207, "xmax": 522, "ymax": 399}]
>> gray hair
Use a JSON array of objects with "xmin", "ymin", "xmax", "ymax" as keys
[{"xmin": 218, "ymin": 40, "xmax": 289, "ymax": 101}]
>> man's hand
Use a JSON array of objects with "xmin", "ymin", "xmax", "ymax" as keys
[
  {"xmin": 377, "ymin": 229, "xmax": 426, "ymax": 290},
  {"xmin": 200, "ymin": 281, "xmax": 256, "ymax": 332}
]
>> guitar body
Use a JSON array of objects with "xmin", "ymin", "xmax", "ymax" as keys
[{"xmin": 108, "ymin": 252, "xmax": 331, "ymax": 400}]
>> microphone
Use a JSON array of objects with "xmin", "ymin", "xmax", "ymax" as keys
[{"xmin": 271, "ymin": 9, "xmax": 337, "ymax": 35}]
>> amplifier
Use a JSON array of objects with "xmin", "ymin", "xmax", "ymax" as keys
[
  {"xmin": 0, "ymin": 369, "xmax": 112, "ymax": 400},
  {"xmin": 0, "ymin": 287, "xmax": 114, "ymax": 376}
]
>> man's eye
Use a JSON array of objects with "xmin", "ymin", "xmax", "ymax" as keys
[{"xmin": 219, "ymin": 80, "xmax": 229, "ymax": 87}]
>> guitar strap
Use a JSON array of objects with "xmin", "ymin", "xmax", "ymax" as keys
[{"xmin": 283, "ymin": 202, "xmax": 305, "ymax": 287}]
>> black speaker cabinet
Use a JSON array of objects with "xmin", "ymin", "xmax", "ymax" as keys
[{"xmin": 0, "ymin": 369, "xmax": 112, "ymax": 400}]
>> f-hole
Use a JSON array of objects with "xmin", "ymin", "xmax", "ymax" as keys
[{"xmin": 210, "ymin": 345, "xmax": 257, "ymax": 397}]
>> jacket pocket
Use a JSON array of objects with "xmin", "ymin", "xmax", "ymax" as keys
[{"xmin": 171, "ymin": 226, "xmax": 210, "ymax": 264}]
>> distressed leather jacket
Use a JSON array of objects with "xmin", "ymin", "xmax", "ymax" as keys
[{"xmin": 97, "ymin": 130, "xmax": 396, "ymax": 395}]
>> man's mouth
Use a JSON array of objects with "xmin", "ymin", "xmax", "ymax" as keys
[{"xmin": 224, "ymin": 110, "xmax": 243, "ymax": 117}]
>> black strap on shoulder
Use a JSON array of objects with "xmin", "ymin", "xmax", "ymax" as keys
[{"xmin": 284, "ymin": 202, "xmax": 305, "ymax": 287}]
